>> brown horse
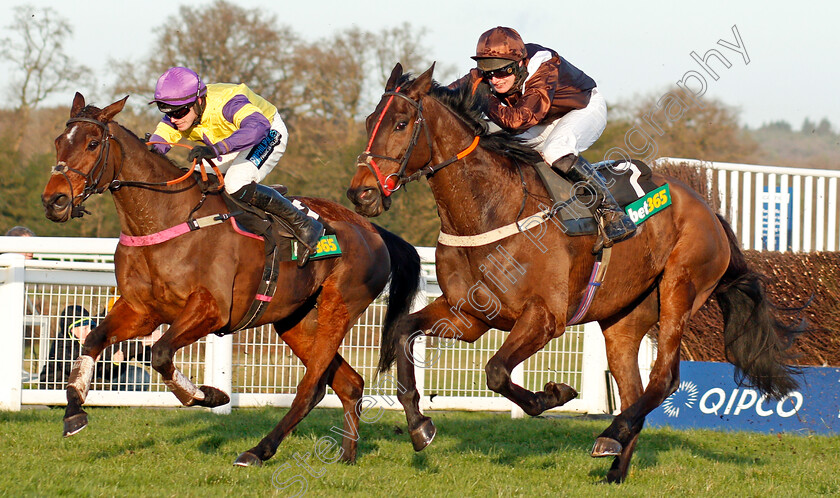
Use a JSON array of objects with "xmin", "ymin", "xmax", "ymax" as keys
[
  {"xmin": 346, "ymin": 64, "xmax": 801, "ymax": 483},
  {"xmin": 42, "ymin": 93, "xmax": 421, "ymax": 466}
]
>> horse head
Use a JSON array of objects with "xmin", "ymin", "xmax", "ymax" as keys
[
  {"xmin": 347, "ymin": 63, "xmax": 436, "ymax": 217},
  {"xmin": 43, "ymin": 92, "xmax": 128, "ymax": 222}
]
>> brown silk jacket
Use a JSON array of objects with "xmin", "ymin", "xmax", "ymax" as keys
[{"xmin": 451, "ymin": 44, "xmax": 596, "ymax": 133}]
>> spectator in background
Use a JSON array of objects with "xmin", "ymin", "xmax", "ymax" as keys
[
  {"xmin": 39, "ymin": 305, "xmax": 155, "ymax": 391},
  {"xmin": 4, "ymin": 225, "xmax": 35, "ymax": 260}
]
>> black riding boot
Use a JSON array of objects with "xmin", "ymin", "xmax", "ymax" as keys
[
  {"xmin": 553, "ymin": 155, "xmax": 636, "ymax": 251},
  {"xmin": 234, "ymin": 182, "xmax": 325, "ymax": 267}
]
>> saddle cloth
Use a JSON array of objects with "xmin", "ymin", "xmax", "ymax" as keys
[{"xmin": 531, "ymin": 159, "xmax": 661, "ymax": 236}]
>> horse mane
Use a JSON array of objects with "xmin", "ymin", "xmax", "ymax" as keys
[
  {"xmin": 77, "ymin": 104, "xmax": 189, "ymax": 172},
  {"xmin": 394, "ymin": 73, "xmax": 542, "ymax": 165}
]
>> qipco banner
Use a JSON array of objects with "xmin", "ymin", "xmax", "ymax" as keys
[{"xmin": 647, "ymin": 362, "xmax": 840, "ymax": 434}]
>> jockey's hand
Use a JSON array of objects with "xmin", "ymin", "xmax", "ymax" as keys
[{"xmin": 188, "ymin": 145, "xmax": 216, "ymax": 163}]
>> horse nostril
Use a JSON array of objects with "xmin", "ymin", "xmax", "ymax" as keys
[
  {"xmin": 51, "ymin": 193, "xmax": 69, "ymax": 209},
  {"xmin": 347, "ymin": 187, "xmax": 377, "ymax": 205}
]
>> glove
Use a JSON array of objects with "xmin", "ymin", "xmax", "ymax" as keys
[{"xmin": 188, "ymin": 145, "xmax": 216, "ymax": 163}]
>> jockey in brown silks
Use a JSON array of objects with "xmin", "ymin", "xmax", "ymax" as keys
[{"xmin": 450, "ymin": 26, "xmax": 636, "ymax": 247}]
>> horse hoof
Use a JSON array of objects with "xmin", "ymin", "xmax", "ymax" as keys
[
  {"xmin": 591, "ymin": 437, "xmax": 622, "ymax": 457},
  {"xmin": 196, "ymin": 386, "xmax": 231, "ymax": 408},
  {"xmin": 545, "ymin": 381, "xmax": 578, "ymax": 407},
  {"xmin": 233, "ymin": 451, "xmax": 263, "ymax": 467},
  {"xmin": 339, "ymin": 451, "xmax": 357, "ymax": 465},
  {"xmin": 410, "ymin": 418, "xmax": 436, "ymax": 452},
  {"xmin": 605, "ymin": 469, "xmax": 626, "ymax": 484},
  {"xmin": 63, "ymin": 412, "xmax": 88, "ymax": 437}
]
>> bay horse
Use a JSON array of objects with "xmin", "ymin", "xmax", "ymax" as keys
[
  {"xmin": 42, "ymin": 92, "xmax": 421, "ymax": 467},
  {"xmin": 346, "ymin": 64, "xmax": 801, "ymax": 483}
]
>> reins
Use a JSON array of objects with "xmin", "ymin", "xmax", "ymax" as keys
[
  {"xmin": 356, "ymin": 88, "xmax": 479, "ymax": 196},
  {"xmin": 56, "ymin": 116, "xmax": 224, "ymax": 218}
]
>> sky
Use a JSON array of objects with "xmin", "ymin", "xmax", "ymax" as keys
[{"xmin": 2, "ymin": 0, "xmax": 839, "ymax": 130}]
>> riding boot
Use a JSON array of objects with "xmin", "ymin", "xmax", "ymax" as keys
[
  {"xmin": 233, "ymin": 182, "xmax": 325, "ymax": 267},
  {"xmin": 552, "ymin": 155, "xmax": 637, "ymax": 251}
]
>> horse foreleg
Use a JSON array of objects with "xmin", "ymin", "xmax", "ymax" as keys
[
  {"xmin": 151, "ymin": 289, "xmax": 227, "ymax": 407},
  {"xmin": 64, "ymin": 299, "xmax": 157, "ymax": 437},
  {"xmin": 484, "ymin": 296, "xmax": 577, "ymax": 416},
  {"xmin": 393, "ymin": 296, "xmax": 489, "ymax": 451}
]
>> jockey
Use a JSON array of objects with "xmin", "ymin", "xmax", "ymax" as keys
[
  {"xmin": 148, "ymin": 67, "xmax": 324, "ymax": 266},
  {"xmin": 451, "ymin": 27, "xmax": 636, "ymax": 247}
]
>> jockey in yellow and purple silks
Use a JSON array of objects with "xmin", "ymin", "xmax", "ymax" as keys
[{"xmin": 148, "ymin": 67, "xmax": 324, "ymax": 266}]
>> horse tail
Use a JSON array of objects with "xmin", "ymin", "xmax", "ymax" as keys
[
  {"xmin": 713, "ymin": 214, "xmax": 803, "ymax": 399},
  {"xmin": 373, "ymin": 224, "xmax": 421, "ymax": 374}
]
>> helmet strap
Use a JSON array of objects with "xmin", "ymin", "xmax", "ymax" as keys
[
  {"xmin": 193, "ymin": 97, "xmax": 206, "ymax": 125},
  {"xmin": 511, "ymin": 62, "xmax": 528, "ymax": 93}
]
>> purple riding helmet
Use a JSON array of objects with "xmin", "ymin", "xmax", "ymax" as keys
[{"xmin": 149, "ymin": 67, "xmax": 207, "ymax": 114}]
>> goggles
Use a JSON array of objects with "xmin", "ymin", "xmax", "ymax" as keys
[
  {"xmin": 481, "ymin": 62, "xmax": 518, "ymax": 80},
  {"xmin": 158, "ymin": 102, "xmax": 193, "ymax": 120}
]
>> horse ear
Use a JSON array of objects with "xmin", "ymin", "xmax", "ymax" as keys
[
  {"xmin": 99, "ymin": 96, "xmax": 129, "ymax": 122},
  {"xmin": 414, "ymin": 62, "xmax": 436, "ymax": 94},
  {"xmin": 71, "ymin": 92, "xmax": 85, "ymax": 118},
  {"xmin": 386, "ymin": 63, "xmax": 403, "ymax": 90}
]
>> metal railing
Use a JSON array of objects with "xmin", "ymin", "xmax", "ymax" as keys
[{"xmin": 655, "ymin": 158, "xmax": 840, "ymax": 252}]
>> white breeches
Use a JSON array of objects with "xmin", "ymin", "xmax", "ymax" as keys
[{"xmin": 515, "ymin": 87, "xmax": 607, "ymax": 164}]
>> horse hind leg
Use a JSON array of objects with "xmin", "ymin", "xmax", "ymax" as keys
[
  {"xmin": 484, "ymin": 296, "xmax": 577, "ymax": 417},
  {"xmin": 235, "ymin": 282, "xmax": 356, "ymax": 466},
  {"xmin": 590, "ymin": 289, "xmax": 659, "ymax": 484},
  {"xmin": 594, "ymin": 253, "xmax": 721, "ymax": 483},
  {"xmin": 324, "ymin": 354, "xmax": 365, "ymax": 463}
]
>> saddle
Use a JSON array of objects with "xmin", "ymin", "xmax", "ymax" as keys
[
  {"xmin": 531, "ymin": 159, "xmax": 661, "ymax": 236},
  {"xmin": 222, "ymin": 184, "xmax": 336, "ymax": 259},
  {"xmin": 214, "ymin": 184, "xmax": 339, "ymax": 334}
]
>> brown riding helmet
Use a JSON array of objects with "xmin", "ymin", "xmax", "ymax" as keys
[{"xmin": 472, "ymin": 26, "xmax": 527, "ymax": 72}]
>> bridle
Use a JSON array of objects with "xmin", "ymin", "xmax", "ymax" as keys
[
  {"xmin": 355, "ymin": 88, "xmax": 479, "ymax": 197},
  {"xmin": 54, "ymin": 117, "xmax": 221, "ymax": 218},
  {"xmin": 55, "ymin": 117, "xmax": 125, "ymax": 218}
]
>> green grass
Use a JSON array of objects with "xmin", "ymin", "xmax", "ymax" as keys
[{"xmin": 2, "ymin": 407, "xmax": 838, "ymax": 496}]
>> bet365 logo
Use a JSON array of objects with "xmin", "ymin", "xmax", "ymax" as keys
[
  {"xmin": 293, "ymin": 234, "xmax": 341, "ymax": 261},
  {"xmin": 625, "ymin": 184, "xmax": 672, "ymax": 224}
]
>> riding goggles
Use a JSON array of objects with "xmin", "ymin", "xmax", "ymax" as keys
[
  {"xmin": 481, "ymin": 62, "xmax": 517, "ymax": 80},
  {"xmin": 157, "ymin": 102, "xmax": 193, "ymax": 119}
]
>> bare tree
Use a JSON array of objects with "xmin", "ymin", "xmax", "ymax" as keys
[
  {"xmin": 111, "ymin": 0, "xmax": 300, "ymax": 120},
  {"xmin": 0, "ymin": 4, "xmax": 90, "ymax": 152}
]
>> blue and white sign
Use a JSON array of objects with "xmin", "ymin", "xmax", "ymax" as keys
[
  {"xmin": 761, "ymin": 186, "xmax": 793, "ymax": 251},
  {"xmin": 647, "ymin": 362, "xmax": 840, "ymax": 434}
]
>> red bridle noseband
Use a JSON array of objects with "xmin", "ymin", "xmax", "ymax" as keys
[
  {"xmin": 355, "ymin": 87, "xmax": 432, "ymax": 197},
  {"xmin": 356, "ymin": 88, "xmax": 481, "ymax": 197}
]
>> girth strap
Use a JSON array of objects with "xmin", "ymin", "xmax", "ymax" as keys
[{"xmin": 226, "ymin": 241, "xmax": 284, "ymax": 333}]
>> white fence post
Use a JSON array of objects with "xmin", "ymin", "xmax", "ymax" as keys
[
  {"xmin": 205, "ymin": 333, "xmax": 233, "ymax": 415},
  {"xmin": 510, "ymin": 364, "xmax": 525, "ymax": 419},
  {"xmin": 580, "ymin": 321, "xmax": 610, "ymax": 414},
  {"xmin": 0, "ymin": 254, "xmax": 26, "ymax": 411}
]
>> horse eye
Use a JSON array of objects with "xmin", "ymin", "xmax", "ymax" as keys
[
  {"xmin": 395, "ymin": 121, "xmax": 408, "ymax": 131},
  {"xmin": 87, "ymin": 140, "xmax": 100, "ymax": 151}
]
